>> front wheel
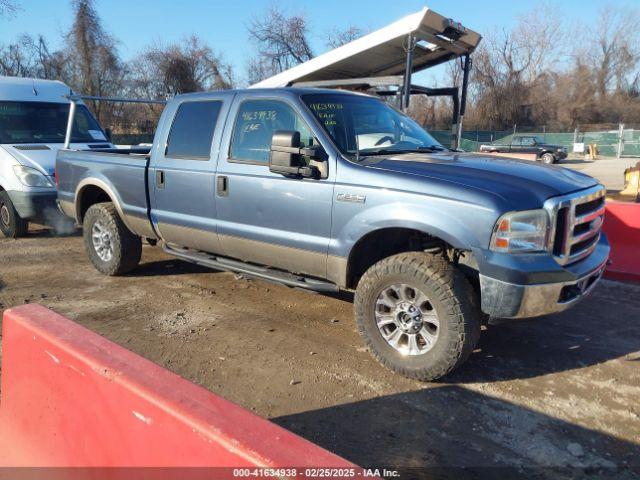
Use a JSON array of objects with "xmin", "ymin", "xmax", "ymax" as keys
[
  {"xmin": 540, "ymin": 153, "xmax": 556, "ymax": 164},
  {"xmin": 83, "ymin": 202, "xmax": 142, "ymax": 275},
  {"xmin": 0, "ymin": 191, "xmax": 28, "ymax": 238},
  {"xmin": 354, "ymin": 252, "xmax": 481, "ymax": 381}
]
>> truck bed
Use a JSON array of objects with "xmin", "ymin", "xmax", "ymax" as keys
[{"xmin": 56, "ymin": 149, "xmax": 154, "ymax": 238}]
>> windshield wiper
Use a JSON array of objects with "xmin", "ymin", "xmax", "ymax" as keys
[
  {"xmin": 359, "ymin": 148, "xmax": 408, "ymax": 156},
  {"xmin": 359, "ymin": 145, "xmax": 446, "ymax": 157},
  {"xmin": 413, "ymin": 145, "xmax": 446, "ymax": 151}
]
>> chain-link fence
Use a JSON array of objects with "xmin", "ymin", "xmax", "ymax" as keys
[
  {"xmin": 103, "ymin": 110, "xmax": 640, "ymax": 158},
  {"xmin": 431, "ymin": 124, "xmax": 640, "ymax": 158}
]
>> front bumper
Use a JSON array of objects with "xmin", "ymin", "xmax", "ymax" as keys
[
  {"xmin": 7, "ymin": 190, "xmax": 57, "ymax": 220},
  {"xmin": 479, "ymin": 237, "xmax": 609, "ymax": 318}
]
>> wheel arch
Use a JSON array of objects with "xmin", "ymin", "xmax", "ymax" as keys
[
  {"xmin": 75, "ymin": 179, "xmax": 134, "ymax": 233},
  {"xmin": 343, "ymin": 227, "xmax": 459, "ymax": 290}
]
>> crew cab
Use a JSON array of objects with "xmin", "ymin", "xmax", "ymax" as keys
[
  {"xmin": 479, "ymin": 135, "xmax": 568, "ymax": 164},
  {"xmin": 0, "ymin": 76, "xmax": 111, "ymax": 237},
  {"xmin": 56, "ymin": 88, "xmax": 609, "ymax": 380}
]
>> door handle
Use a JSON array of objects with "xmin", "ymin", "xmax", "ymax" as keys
[
  {"xmin": 217, "ymin": 175, "xmax": 228, "ymax": 197},
  {"xmin": 156, "ymin": 170, "xmax": 165, "ymax": 189}
]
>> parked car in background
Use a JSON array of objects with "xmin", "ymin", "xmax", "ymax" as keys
[
  {"xmin": 0, "ymin": 76, "xmax": 112, "ymax": 237},
  {"xmin": 480, "ymin": 135, "xmax": 568, "ymax": 164},
  {"xmin": 56, "ymin": 88, "xmax": 608, "ymax": 381}
]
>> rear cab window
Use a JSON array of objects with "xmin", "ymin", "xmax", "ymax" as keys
[
  {"xmin": 166, "ymin": 101, "xmax": 222, "ymax": 159},
  {"xmin": 229, "ymin": 99, "xmax": 314, "ymax": 164}
]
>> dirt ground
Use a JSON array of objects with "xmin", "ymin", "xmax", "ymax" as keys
[{"xmin": 0, "ymin": 225, "xmax": 639, "ymax": 479}]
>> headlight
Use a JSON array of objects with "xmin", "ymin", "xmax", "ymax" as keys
[
  {"xmin": 12, "ymin": 165, "xmax": 54, "ymax": 188},
  {"xmin": 490, "ymin": 209, "xmax": 549, "ymax": 253}
]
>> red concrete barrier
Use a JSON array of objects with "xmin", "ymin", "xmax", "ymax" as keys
[
  {"xmin": 604, "ymin": 201, "xmax": 640, "ymax": 283},
  {"xmin": 0, "ymin": 304, "xmax": 356, "ymax": 476}
]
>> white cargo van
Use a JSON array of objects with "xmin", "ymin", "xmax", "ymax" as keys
[{"xmin": 0, "ymin": 76, "xmax": 111, "ymax": 237}]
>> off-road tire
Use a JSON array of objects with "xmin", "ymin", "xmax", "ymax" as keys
[
  {"xmin": 0, "ymin": 190, "xmax": 28, "ymax": 238},
  {"xmin": 354, "ymin": 252, "xmax": 481, "ymax": 381},
  {"xmin": 83, "ymin": 202, "xmax": 141, "ymax": 275},
  {"xmin": 541, "ymin": 153, "xmax": 556, "ymax": 164}
]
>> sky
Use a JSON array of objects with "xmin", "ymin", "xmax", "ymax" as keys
[{"xmin": 0, "ymin": 0, "xmax": 635, "ymax": 85}]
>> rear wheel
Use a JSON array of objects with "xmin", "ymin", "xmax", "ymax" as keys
[
  {"xmin": 0, "ymin": 191, "xmax": 28, "ymax": 238},
  {"xmin": 83, "ymin": 202, "xmax": 141, "ymax": 275},
  {"xmin": 354, "ymin": 252, "xmax": 481, "ymax": 381},
  {"xmin": 541, "ymin": 153, "xmax": 555, "ymax": 164}
]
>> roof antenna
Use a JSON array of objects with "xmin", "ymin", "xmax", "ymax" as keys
[{"xmin": 31, "ymin": 79, "xmax": 38, "ymax": 96}]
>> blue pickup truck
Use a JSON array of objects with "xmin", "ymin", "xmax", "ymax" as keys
[{"xmin": 56, "ymin": 88, "xmax": 609, "ymax": 380}]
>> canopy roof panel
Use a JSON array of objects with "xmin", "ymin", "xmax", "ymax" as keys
[{"xmin": 251, "ymin": 7, "xmax": 481, "ymax": 89}]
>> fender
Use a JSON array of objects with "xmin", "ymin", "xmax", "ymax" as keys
[
  {"xmin": 331, "ymin": 201, "xmax": 494, "ymax": 255},
  {"xmin": 326, "ymin": 200, "xmax": 497, "ymax": 286}
]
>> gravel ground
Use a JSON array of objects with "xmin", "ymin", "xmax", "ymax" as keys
[{"xmin": 0, "ymin": 226, "xmax": 639, "ymax": 478}]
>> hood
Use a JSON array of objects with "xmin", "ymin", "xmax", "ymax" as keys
[
  {"xmin": 360, "ymin": 151, "xmax": 597, "ymax": 206},
  {"xmin": 1, "ymin": 143, "xmax": 108, "ymax": 177}
]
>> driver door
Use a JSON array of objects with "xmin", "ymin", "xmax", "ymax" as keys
[{"xmin": 214, "ymin": 95, "xmax": 335, "ymax": 279}]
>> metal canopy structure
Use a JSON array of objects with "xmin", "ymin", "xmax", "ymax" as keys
[
  {"xmin": 251, "ymin": 7, "xmax": 481, "ymax": 148},
  {"xmin": 251, "ymin": 7, "xmax": 480, "ymax": 88}
]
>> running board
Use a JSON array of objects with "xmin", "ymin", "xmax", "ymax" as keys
[{"xmin": 162, "ymin": 244, "xmax": 339, "ymax": 293}]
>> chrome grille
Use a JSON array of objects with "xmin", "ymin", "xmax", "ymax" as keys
[{"xmin": 544, "ymin": 186, "xmax": 606, "ymax": 265}]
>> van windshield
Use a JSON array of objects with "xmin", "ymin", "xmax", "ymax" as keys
[
  {"xmin": 302, "ymin": 93, "xmax": 444, "ymax": 157},
  {"xmin": 0, "ymin": 101, "xmax": 105, "ymax": 144}
]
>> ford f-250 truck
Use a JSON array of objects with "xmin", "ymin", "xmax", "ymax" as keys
[{"xmin": 56, "ymin": 88, "xmax": 609, "ymax": 380}]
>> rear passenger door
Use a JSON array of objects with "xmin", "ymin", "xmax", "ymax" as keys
[{"xmin": 150, "ymin": 96, "xmax": 229, "ymax": 253}]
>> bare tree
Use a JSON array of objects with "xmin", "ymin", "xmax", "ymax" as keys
[
  {"xmin": 0, "ymin": 34, "xmax": 66, "ymax": 79},
  {"xmin": 245, "ymin": 55, "xmax": 279, "ymax": 86},
  {"xmin": 583, "ymin": 6, "xmax": 640, "ymax": 98},
  {"xmin": 326, "ymin": 26, "xmax": 362, "ymax": 49},
  {"xmin": 65, "ymin": 0, "xmax": 124, "ymax": 122},
  {"xmin": 247, "ymin": 5, "xmax": 313, "ymax": 82},
  {"xmin": 0, "ymin": 0, "xmax": 19, "ymax": 18},
  {"xmin": 462, "ymin": 3, "xmax": 567, "ymax": 129},
  {"xmin": 130, "ymin": 35, "xmax": 233, "ymax": 98}
]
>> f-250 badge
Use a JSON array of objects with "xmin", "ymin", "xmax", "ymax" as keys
[{"xmin": 336, "ymin": 193, "xmax": 366, "ymax": 203}]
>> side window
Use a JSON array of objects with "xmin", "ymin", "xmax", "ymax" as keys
[
  {"xmin": 511, "ymin": 137, "xmax": 521, "ymax": 146},
  {"xmin": 166, "ymin": 101, "xmax": 222, "ymax": 159},
  {"xmin": 230, "ymin": 99, "xmax": 314, "ymax": 164}
]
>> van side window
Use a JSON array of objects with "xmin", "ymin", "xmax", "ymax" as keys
[
  {"xmin": 230, "ymin": 99, "xmax": 314, "ymax": 164},
  {"xmin": 166, "ymin": 101, "xmax": 222, "ymax": 159}
]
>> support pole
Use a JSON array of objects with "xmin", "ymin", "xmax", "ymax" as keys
[
  {"xmin": 63, "ymin": 100, "xmax": 77, "ymax": 150},
  {"xmin": 617, "ymin": 123, "xmax": 625, "ymax": 159},
  {"xmin": 402, "ymin": 33, "xmax": 416, "ymax": 112},
  {"xmin": 454, "ymin": 54, "xmax": 471, "ymax": 150}
]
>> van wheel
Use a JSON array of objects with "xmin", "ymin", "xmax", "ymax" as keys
[
  {"xmin": 0, "ymin": 191, "xmax": 28, "ymax": 238},
  {"xmin": 83, "ymin": 202, "xmax": 141, "ymax": 275},
  {"xmin": 354, "ymin": 252, "xmax": 481, "ymax": 381},
  {"xmin": 541, "ymin": 153, "xmax": 555, "ymax": 164}
]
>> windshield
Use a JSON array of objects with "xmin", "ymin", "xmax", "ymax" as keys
[
  {"xmin": 302, "ymin": 93, "xmax": 444, "ymax": 157},
  {"xmin": 0, "ymin": 101, "xmax": 105, "ymax": 144}
]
